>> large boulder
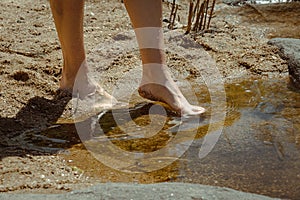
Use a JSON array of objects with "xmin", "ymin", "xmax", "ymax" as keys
[
  {"xmin": 0, "ymin": 183, "xmax": 280, "ymax": 200},
  {"xmin": 268, "ymin": 38, "xmax": 300, "ymax": 89}
]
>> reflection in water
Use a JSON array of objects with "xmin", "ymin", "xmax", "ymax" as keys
[{"xmin": 18, "ymin": 78, "xmax": 300, "ymax": 199}]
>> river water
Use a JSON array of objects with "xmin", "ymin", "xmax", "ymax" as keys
[{"xmin": 20, "ymin": 77, "xmax": 300, "ymax": 199}]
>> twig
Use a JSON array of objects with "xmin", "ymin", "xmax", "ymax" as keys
[
  {"xmin": 198, "ymin": 1, "xmax": 205, "ymax": 31},
  {"xmin": 186, "ymin": 1, "xmax": 194, "ymax": 34},
  {"xmin": 207, "ymin": 0, "xmax": 216, "ymax": 29},
  {"xmin": 203, "ymin": 0, "xmax": 210, "ymax": 31},
  {"xmin": 192, "ymin": 0, "xmax": 201, "ymax": 22},
  {"xmin": 168, "ymin": 0, "xmax": 176, "ymax": 29},
  {"xmin": 172, "ymin": 4, "xmax": 179, "ymax": 28}
]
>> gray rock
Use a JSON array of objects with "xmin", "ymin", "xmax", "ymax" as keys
[
  {"xmin": 0, "ymin": 183, "xmax": 280, "ymax": 200},
  {"xmin": 268, "ymin": 38, "xmax": 300, "ymax": 89}
]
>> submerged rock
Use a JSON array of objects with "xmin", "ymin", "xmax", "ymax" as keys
[{"xmin": 268, "ymin": 38, "xmax": 300, "ymax": 89}]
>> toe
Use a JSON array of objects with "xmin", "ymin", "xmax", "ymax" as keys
[
  {"xmin": 181, "ymin": 105, "xmax": 205, "ymax": 117},
  {"xmin": 192, "ymin": 105, "xmax": 206, "ymax": 114}
]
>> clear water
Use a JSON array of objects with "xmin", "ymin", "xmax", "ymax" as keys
[{"xmin": 18, "ymin": 78, "xmax": 300, "ymax": 199}]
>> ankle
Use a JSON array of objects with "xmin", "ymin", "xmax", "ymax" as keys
[
  {"xmin": 60, "ymin": 59, "xmax": 88, "ymax": 89},
  {"xmin": 60, "ymin": 74, "xmax": 75, "ymax": 89},
  {"xmin": 142, "ymin": 63, "xmax": 169, "ymax": 77}
]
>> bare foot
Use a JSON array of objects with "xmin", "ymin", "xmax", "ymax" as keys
[
  {"xmin": 59, "ymin": 61, "xmax": 119, "ymax": 114},
  {"xmin": 139, "ymin": 64, "xmax": 205, "ymax": 116}
]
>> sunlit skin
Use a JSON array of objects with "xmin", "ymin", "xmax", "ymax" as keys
[{"xmin": 49, "ymin": 0, "xmax": 205, "ymax": 116}]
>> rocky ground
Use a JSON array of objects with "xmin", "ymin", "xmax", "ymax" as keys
[{"xmin": 0, "ymin": 0, "xmax": 299, "ymax": 198}]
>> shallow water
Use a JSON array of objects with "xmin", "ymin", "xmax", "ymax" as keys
[{"xmin": 19, "ymin": 78, "xmax": 300, "ymax": 199}]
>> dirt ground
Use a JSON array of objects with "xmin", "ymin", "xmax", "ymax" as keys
[{"xmin": 0, "ymin": 0, "xmax": 299, "ymax": 196}]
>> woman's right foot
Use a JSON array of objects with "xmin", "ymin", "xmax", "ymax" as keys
[{"xmin": 60, "ymin": 61, "xmax": 119, "ymax": 115}]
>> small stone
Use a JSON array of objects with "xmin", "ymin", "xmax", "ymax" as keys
[{"xmin": 56, "ymin": 185, "xmax": 64, "ymax": 190}]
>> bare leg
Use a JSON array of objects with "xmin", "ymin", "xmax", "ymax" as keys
[
  {"xmin": 50, "ymin": 0, "xmax": 85, "ymax": 90},
  {"xmin": 124, "ymin": 0, "xmax": 205, "ymax": 116},
  {"xmin": 50, "ymin": 0, "xmax": 116, "ymax": 109}
]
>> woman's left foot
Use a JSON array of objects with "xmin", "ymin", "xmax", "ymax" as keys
[{"xmin": 139, "ymin": 64, "xmax": 205, "ymax": 116}]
